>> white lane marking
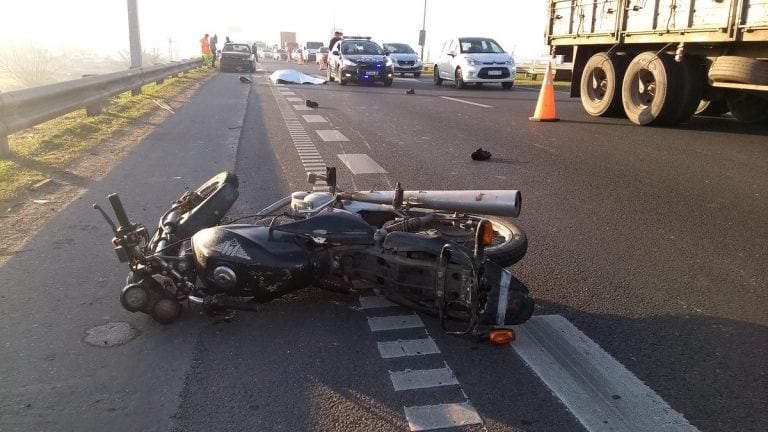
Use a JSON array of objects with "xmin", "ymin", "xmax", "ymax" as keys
[
  {"xmin": 282, "ymin": 91, "xmax": 297, "ymax": 96},
  {"xmin": 302, "ymin": 115, "xmax": 327, "ymax": 123},
  {"xmin": 404, "ymin": 402, "xmax": 483, "ymax": 431},
  {"xmin": 316, "ymin": 130, "xmax": 349, "ymax": 141},
  {"xmin": 368, "ymin": 315, "xmax": 424, "ymax": 332},
  {"xmin": 286, "ymin": 97, "xmax": 303, "ymax": 102},
  {"xmin": 378, "ymin": 338, "xmax": 441, "ymax": 359},
  {"xmin": 360, "ymin": 295, "xmax": 397, "ymax": 309},
  {"xmin": 292, "ymin": 104, "xmax": 313, "ymax": 111},
  {"xmin": 389, "ymin": 366, "xmax": 458, "ymax": 391},
  {"xmin": 270, "ymin": 84, "xmax": 328, "ymax": 192},
  {"xmin": 397, "ymin": 77, "xmax": 419, "ymax": 82},
  {"xmin": 337, "ymin": 154, "xmax": 388, "ymax": 174},
  {"xmin": 440, "ymin": 96, "xmax": 492, "ymax": 108},
  {"xmin": 513, "ymin": 315, "xmax": 699, "ymax": 432}
]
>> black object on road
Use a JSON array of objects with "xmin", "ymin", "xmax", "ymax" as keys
[
  {"xmin": 305, "ymin": 99, "xmax": 319, "ymax": 108},
  {"xmin": 471, "ymin": 148, "xmax": 492, "ymax": 161},
  {"xmin": 406, "ymin": 89, "xmax": 415, "ymax": 94},
  {"xmin": 239, "ymin": 76, "xmax": 252, "ymax": 83}
]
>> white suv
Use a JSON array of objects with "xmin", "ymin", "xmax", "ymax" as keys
[{"xmin": 434, "ymin": 37, "xmax": 515, "ymax": 89}]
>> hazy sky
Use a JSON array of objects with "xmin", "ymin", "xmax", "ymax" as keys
[{"xmin": 2, "ymin": 0, "xmax": 550, "ymax": 61}]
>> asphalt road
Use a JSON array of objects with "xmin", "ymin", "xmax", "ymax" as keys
[{"xmin": 1, "ymin": 59, "xmax": 766, "ymax": 432}]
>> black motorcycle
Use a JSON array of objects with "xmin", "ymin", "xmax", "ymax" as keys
[{"xmin": 94, "ymin": 168, "xmax": 533, "ymax": 340}]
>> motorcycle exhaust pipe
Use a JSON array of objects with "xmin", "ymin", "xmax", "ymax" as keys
[{"xmin": 343, "ymin": 190, "xmax": 522, "ymax": 218}]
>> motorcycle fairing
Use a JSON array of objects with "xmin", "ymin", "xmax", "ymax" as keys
[{"xmin": 192, "ymin": 225, "xmax": 314, "ymax": 301}]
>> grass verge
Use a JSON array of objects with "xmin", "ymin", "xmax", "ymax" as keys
[{"xmin": 1, "ymin": 67, "xmax": 213, "ymax": 205}]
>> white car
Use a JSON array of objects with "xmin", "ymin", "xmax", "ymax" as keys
[
  {"xmin": 434, "ymin": 37, "xmax": 515, "ymax": 89},
  {"xmin": 383, "ymin": 43, "xmax": 423, "ymax": 78}
]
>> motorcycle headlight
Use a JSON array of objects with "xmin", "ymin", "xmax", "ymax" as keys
[{"xmin": 342, "ymin": 58, "xmax": 357, "ymax": 66}]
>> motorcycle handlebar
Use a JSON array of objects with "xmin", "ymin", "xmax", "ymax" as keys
[{"xmin": 108, "ymin": 193, "xmax": 131, "ymax": 228}]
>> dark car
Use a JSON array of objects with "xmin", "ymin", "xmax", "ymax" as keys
[
  {"xmin": 219, "ymin": 43, "xmax": 256, "ymax": 73},
  {"xmin": 327, "ymin": 37, "xmax": 394, "ymax": 86}
]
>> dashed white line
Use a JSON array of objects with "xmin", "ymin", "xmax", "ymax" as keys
[
  {"xmin": 316, "ymin": 130, "xmax": 349, "ymax": 141},
  {"xmin": 286, "ymin": 97, "xmax": 303, "ymax": 102},
  {"xmin": 404, "ymin": 402, "xmax": 483, "ymax": 431},
  {"xmin": 337, "ymin": 154, "xmax": 388, "ymax": 174},
  {"xmin": 378, "ymin": 338, "xmax": 441, "ymax": 359},
  {"xmin": 440, "ymin": 96, "xmax": 492, "ymax": 108},
  {"xmin": 292, "ymin": 104, "xmax": 313, "ymax": 111},
  {"xmin": 390, "ymin": 366, "xmax": 458, "ymax": 391},
  {"xmin": 368, "ymin": 315, "xmax": 424, "ymax": 331},
  {"xmin": 302, "ymin": 115, "xmax": 327, "ymax": 123}
]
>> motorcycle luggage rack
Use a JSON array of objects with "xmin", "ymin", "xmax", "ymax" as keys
[{"xmin": 435, "ymin": 243, "xmax": 481, "ymax": 335}]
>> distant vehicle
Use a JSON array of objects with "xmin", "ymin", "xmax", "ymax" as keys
[
  {"xmin": 434, "ymin": 37, "xmax": 515, "ymax": 89},
  {"xmin": 273, "ymin": 49, "xmax": 289, "ymax": 61},
  {"xmin": 316, "ymin": 47, "xmax": 329, "ymax": 65},
  {"xmin": 327, "ymin": 36, "xmax": 394, "ymax": 86},
  {"xmin": 259, "ymin": 49, "xmax": 273, "ymax": 61},
  {"xmin": 219, "ymin": 43, "xmax": 256, "ymax": 73},
  {"xmin": 383, "ymin": 43, "xmax": 423, "ymax": 78},
  {"xmin": 302, "ymin": 41, "xmax": 324, "ymax": 62},
  {"xmin": 291, "ymin": 48, "xmax": 304, "ymax": 62}
]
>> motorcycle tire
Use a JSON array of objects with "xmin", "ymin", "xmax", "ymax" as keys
[
  {"xmin": 416, "ymin": 213, "xmax": 528, "ymax": 268},
  {"xmin": 176, "ymin": 172, "xmax": 239, "ymax": 239}
]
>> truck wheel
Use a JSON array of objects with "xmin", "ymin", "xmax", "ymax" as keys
[
  {"xmin": 621, "ymin": 51, "xmax": 684, "ymax": 126},
  {"xmin": 580, "ymin": 52, "xmax": 628, "ymax": 117},
  {"xmin": 725, "ymin": 92, "xmax": 768, "ymax": 123},
  {"xmin": 670, "ymin": 55, "xmax": 706, "ymax": 124},
  {"xmin": 433, "ymin": 66, "xmax": 443, "ymax": 85},
  {"xmin": 708, "ymin": 56, "xmax": 768, "ymax": 85}
]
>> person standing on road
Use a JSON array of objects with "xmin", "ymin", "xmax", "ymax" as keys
[
  {"xmin": 329, "ymin": 31, "xmax": 342, "ymax": 52},
  {"xmin": 210, "ymin": 34, "xmax": 218, "ymax": 68},
  {"xmin": 200, "ymin": 33, "xmax": 212, "ymax": 66}
]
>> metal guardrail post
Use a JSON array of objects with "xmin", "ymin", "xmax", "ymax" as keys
[{"xmin": 0, "ymin": 58, "xmax": 203, "ymax": 158}]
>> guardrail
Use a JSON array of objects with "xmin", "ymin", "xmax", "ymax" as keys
[{"xmin": 0, "ymin": 58, "xmax": 203, "ymax": 157}]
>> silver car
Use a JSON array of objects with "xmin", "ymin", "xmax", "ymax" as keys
[
  {"xmin": 434, "ymin": 37, "xmax": 515, "ymax": 89},
  {"xmin": 383, "ymin": 43, "xmax": 423, "ymax": 78}
]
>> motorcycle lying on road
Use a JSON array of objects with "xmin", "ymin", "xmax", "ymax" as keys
[{"xmin": 94, "ymin": 168, "xmax": 534, "ymax": 340}]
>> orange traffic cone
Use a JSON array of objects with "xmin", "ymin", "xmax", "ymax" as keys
[
  {"xmin": 529, "ymin": 61, "xmax": 559, "ymax": 122},
  {"xmin": 319, "ymin": 58, "xmax": 327, "ymax": 71},
  {"xmin": 298, "ymin": 55, "xmax": 304, "ymax": 65}
]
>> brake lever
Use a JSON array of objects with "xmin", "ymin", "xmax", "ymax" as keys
[{"xmin": 93, "ymin": 204, "xmax": 118, "ymax": 234}]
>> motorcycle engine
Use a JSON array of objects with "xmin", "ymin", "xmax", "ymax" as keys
[{"xmin": 291, "ymin": 191, "xmax": 334, "ymax": 215}]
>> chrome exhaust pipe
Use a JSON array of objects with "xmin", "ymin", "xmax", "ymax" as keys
[{"xmin": 342, "ymin": 190, "xmax": 522, "ymax": 217}]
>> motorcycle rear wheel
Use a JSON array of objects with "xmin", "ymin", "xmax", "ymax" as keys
[
  {"xmin": 413, "ymin": 212, "xmax": 527, "ymax": 267},
  {"xmin": 176, "ymin": 172, "xmax": 239, "ymax": 239}
]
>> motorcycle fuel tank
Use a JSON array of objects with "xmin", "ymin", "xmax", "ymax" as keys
[{"xmin": 191, "ymin": 224, "xmax": 314, "ymax": 301}]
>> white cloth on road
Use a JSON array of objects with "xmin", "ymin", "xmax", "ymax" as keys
[{"xmin": 269, "ymin": 69, "xmax": 327, "ymax": 85}]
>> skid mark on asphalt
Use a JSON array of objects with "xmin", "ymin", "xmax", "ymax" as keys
[{"xmin": 360, "ymin": 295, "xmax": 484, "ymax": 431}]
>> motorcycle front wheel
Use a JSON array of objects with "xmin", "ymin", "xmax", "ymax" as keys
[{"xmin": 175, "ymin": 171, "xmax": 239, "ymax": 239}]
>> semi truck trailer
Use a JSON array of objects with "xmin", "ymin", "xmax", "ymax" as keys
[{"xmin": 546, "ymin": 0, "xmax": 768, "ymax": 125}]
